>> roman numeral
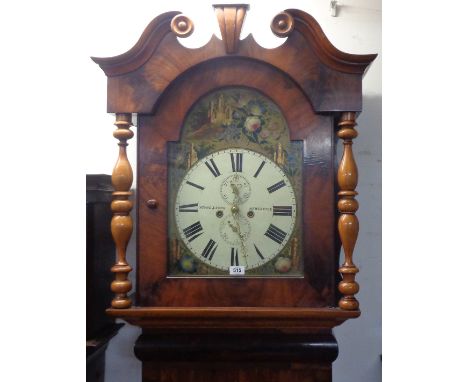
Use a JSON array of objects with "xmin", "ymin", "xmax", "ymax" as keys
[
  {"xmin": 273, "ymin": 206, "xmax": 293, "ymax": 216},
  {"xmin": 201, "ymin": 239, "xmax": 217, "ymax": 260},
  {"xmin": 186, "ymin": 181, "xmax": 204, "ymax": 190},
  {"xmin": 253, "ymin": 244, "xmax": 264, "ymax": 260},
  {"xmin": 265, "ymin": 224, "xmax": 287, "ymax": 244},
  {"xmin": 231, "ymin": 248, "xmax": 239, "ymax": 266},
  {"xmin": 179, "ymin": 203, "xmax": 198, "ymax": 213},
  {"xmin": 205, "ymin": 159, "xmax": 221, "ymax": 177},
  {"xmin": 183, "ymin": 221, "xmax": 203, "ymax": 242},
  {"xmin": 267, "ymin": 180, "xmax": 286, "ymax": 193},
  {"xmin": 253, "ymin": 161, "xmax": 265, "ymax": 178},
  {"xmin": 230, "ymin": 153, "xmax": 243, "ymax": 172}
]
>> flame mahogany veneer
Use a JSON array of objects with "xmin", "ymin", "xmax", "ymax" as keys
[{"xmin": 93, "ymin": 5, "xmax": 376, "ymax": 381}]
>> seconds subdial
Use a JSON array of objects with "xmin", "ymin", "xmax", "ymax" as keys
[{"xmin": 220, "ymin": 173, "xmax": 251, "ymax": 205}]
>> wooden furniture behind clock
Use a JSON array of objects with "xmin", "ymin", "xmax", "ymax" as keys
[
  {"xmin": 86, "ymin": 174, "xmax": 124, "ymax": 382},
  {"xmin": 92, "ymin": 4, "xmax": 376, "ymax": 382}
]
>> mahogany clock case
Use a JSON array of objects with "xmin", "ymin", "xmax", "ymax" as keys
[
  {"xmin": 137, "ymin": 56, "xmax": 338, "ymax": 308},
  {"xmin": 92, "ymin": 6, "xmax": 376, "ymax": 328},
  {"xmin": 167, "ymin": 87, "xmax": 304, "ymax": 278}
]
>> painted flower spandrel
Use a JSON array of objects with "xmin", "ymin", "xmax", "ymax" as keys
[{"xmin": 244, "ymin": 116, "xmax": 262, "ymax": 133}]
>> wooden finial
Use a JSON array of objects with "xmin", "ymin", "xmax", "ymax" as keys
[
  {"xmin": 110, "ymin": 113, "xmax": 134, "ymax": 309},
  {"xmin": 271, "ymin": 11, "xmax": 295, "ymax": 37},
  {"xmin": 213, "ymin": 4, "xmax": 249, "ymax": 54},
  {"xmin": 171, "ymin": 14, "xmax": 194, "ymax": 38},
  {"xmin": 337, "ymin": 112, "xmax": 360, "ymax": 311}
]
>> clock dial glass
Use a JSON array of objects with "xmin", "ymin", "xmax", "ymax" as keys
[
  {"xmin": 167, "ymin": 87, "xmax": 303, "ymax": 277},
  {"xmin": 175, "ymin": 149, "xmax": 296, "ymax": 271}
]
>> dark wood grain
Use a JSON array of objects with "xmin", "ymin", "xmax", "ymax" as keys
[
  {"xmin": 106, "ymin": 307, "xmax": 359, "ymax": 330},
  {"xmin": 142, "ymin": 363, "xmax": 332, "ymax": 382},
  {"xmin": 92, "ymin": 10, "xmax": 376, "ymax": 113},
  {"xmin": 134, "ymin": 332, "xmax": 338, "ymax": 362},
  {"xmin": 136, "ymin": 329, "xmax": 336, "ymax": 382},
  {"xmin": 137, "ymin": 57, "xmax": 336, "ymax": 308},
  {"xmin": 92, "ymin": 5, "xmax": 376, "ymax": 329},
  {"xmin": 92, "ymin": 6, "xmax": 377, "ymax": 381}
]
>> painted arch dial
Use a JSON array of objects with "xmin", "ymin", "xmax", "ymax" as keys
[{"xmin": 175, "ymin": 148, "xmax": 297, "ymax": 271}]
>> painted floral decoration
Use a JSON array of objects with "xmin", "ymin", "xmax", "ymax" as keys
[
  {"xmin": 168, "ymin": 87, "xmax": 303, "ymax": 277},
  {"xmin": 179, "ymin": 254, "xmax": 197, "ymax": 273},
  {"xmin": 182, "ymin": 88, "xmax": 287, "ymax": 149},
  {"xmin": 274, "ymin": 256, "xmax": 292, "ymax": 273},
  {"xmin": 244, "ymin": 116, "xmax": 261, "ymax": 132}
]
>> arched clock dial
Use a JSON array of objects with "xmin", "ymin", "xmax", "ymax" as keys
[{"xmin": 175, "ymin": 148, "xmax": 297, "ymax": 271}]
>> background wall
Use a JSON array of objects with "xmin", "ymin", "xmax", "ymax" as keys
[{"xmin": 83, "ymin": 1, "xmax": 381, "ymax": 381}]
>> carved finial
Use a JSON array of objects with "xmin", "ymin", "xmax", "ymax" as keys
[
  {"xmin": 271, "ymin": 11, "xmax": 295, "ymax": 37},
  {"xmin": 213, "ymin": 4, "xmax": 249, "ymax": 54},
  {"xmin": 171, "ymin": 14, "xmax": 194, "ymax": 38}
]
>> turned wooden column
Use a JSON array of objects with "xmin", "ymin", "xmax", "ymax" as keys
[
  {"xmin": 337, "ymin": 112, "xmax": 360, "ymax": 311},
  {"xmin": 110, "ymin": 113, "xmax": 134, "ymax": 309}
]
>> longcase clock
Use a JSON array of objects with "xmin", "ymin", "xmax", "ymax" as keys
[{"xmin": 92, "ymin": 4, "xmax": 376, "ymax": 382}]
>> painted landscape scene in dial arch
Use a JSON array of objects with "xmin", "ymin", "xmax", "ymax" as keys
[{"xmin": 168, "ymin": 87, "xmax": 304, "ymax": 277}]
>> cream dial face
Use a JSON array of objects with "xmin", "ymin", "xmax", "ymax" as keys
[{"xmin": 175, "ymin": 148, "xmax": 297, "ymax": 271}]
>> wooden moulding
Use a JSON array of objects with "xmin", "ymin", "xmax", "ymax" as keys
[
  {"xmin": 106, "ymin": 307, "xmax": 360, "ymax": 330},
  {"xmin": 91, "ymin": 11, "xmax": 179, "ymax": 77},
  {"xmin": 110, "ymin": 113, "xmax": 134, "ymax": 309},
  {"xmin": 288, "ymin": 9, "xmax": 376, "ymax": 74},
  {"xmin": 91, "ymin": 8, "xmax": 377, "ymax": 113},
  {"xmin": 337, "ymin": 112, "xmax": 360, "ymax": 310},
  {"xmin": 134, "ymin": 332, "xmax": 339, "ymax": 363}
]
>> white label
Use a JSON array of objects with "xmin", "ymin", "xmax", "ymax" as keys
[{"xmin": 229, "ymin": 266, "xmax": 245, "ymax": 275}]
